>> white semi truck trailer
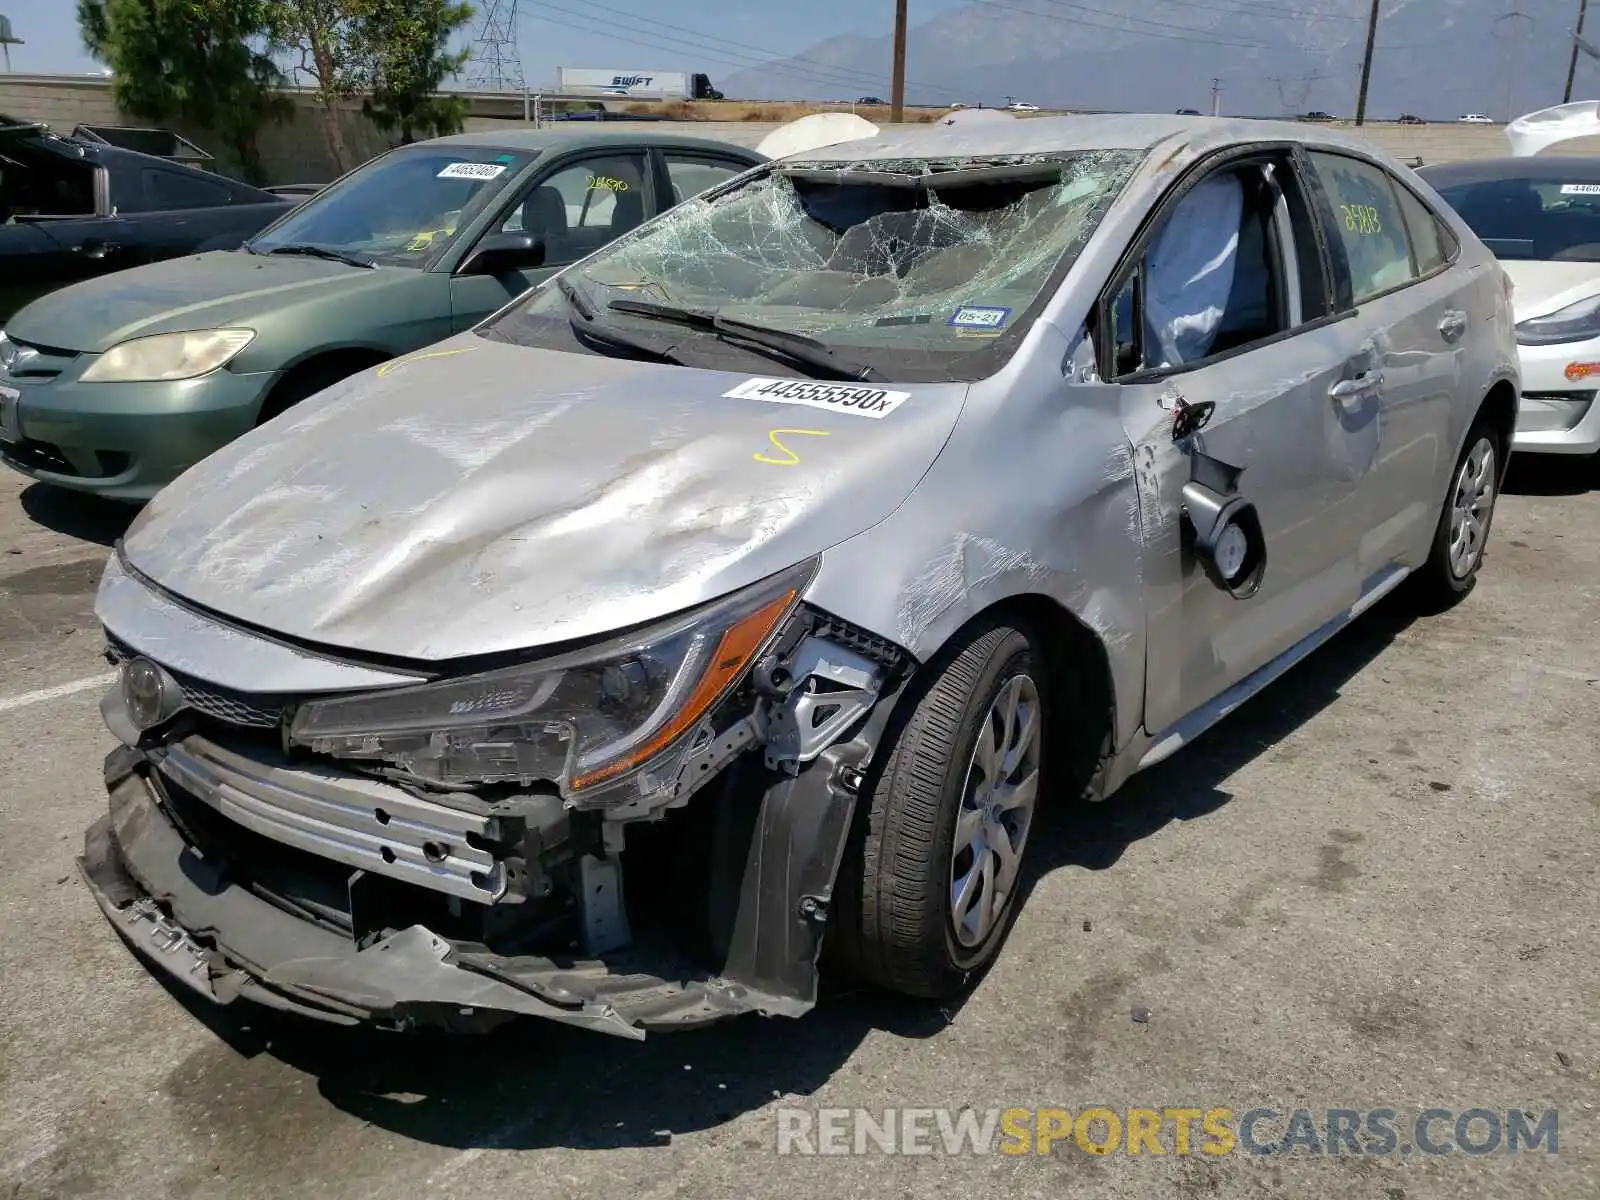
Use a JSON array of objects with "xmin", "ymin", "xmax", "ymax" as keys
[{"xmin": 554, "ymin": 68, "xmax": 724, "ymax": 100}]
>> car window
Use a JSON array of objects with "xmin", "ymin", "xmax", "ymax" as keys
[
  {"xmin": 1108, "ymin": 161, "xmax": 1302, "ymax": 377},
  {"xmin": 1426, "ymin": 172, "xmax": 1600, "ymax": 262},
  {"xmin": 0, "ymin": 150, "xmax": 96, "ymax": 218},
  {"xmin": 497, "ymin": 152, "xmax": 648, "ymax": 267},
  {"xmin": 251, "ymin": 145, "xmax": 534, "ymax": 267},
  {"xmin": 1391, "ymin": 182, "xmax": 1454, "ymax": 274},
  {"xmin": 662, "ymin": 154, "xmax": 745, "ymax": 204},
  {"xmin": 1307, "ymin": 151, "xmax": 1415, "ymax": 302},
  {"xmin": 143, "ymin": 168, "xmax": 231, "ymax": 210},
  {"xmin": 478, "ymin": 149, "xmax": 1146, "ymax": 384}
]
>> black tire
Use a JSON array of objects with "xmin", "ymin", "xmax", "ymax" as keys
[
  {"xmin": 1412, "ymin": 416, "xmax": 1503, "ymax": 611},
  {"xmin": 833, "ymin": 618, "xmax": 1048, "ymax": 999}
]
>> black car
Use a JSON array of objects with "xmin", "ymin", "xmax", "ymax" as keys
[
  {"xmin": 1398, "ymin": 113, "xmax": 1427, "ymax": 125},
  {"xmin": 858, "ymin": 96, "xmax": 885, "ymax": 105},
  {"xmin": 0, "ymin": 121, "xmax": 297, "ymax": 322},
  {"xmin": 1300, "ymin": 110, "xmax": 1337, "ymax": 122},
  {"xmin": 1175, "ymin": 108, "xmax": 1203, "ymax": 116}
]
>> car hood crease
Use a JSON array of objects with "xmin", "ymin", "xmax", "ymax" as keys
[{"xmin": 120, "ymin": 335, "xmax": 968, "ymax": 662}]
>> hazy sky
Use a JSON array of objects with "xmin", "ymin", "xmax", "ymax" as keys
[{"xmin": 2, "ymin": 0, "xmax": 971, "ymax": 89}]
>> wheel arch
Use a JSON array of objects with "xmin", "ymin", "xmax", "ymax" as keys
[
  {"xmin": 1477, "ymin": 378, "xmax": 1518, "ymax": 475},
  {"xmin": 916, "ymin": 591, "xmax": 1118, "ymax": 804},
  {"xmin": 256, "ymin": 346, "xmax": 392, "ymax": 424}
]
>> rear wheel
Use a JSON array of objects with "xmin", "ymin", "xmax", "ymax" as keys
[
  {"xmin": 834, "ymin": 619, "xmax": 1047, "ymax": 999},
  {"xmin": 1413, "ymin": 418, "xmax": 1502, "ymax": 609}
]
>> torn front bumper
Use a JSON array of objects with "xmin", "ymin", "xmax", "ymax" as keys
[{"xmin": 79, "ymin": 735, "xmax": 873, "ymax": 1039}]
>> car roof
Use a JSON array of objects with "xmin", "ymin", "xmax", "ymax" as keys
[
  {"xmin": 418, "ymin": 127, "xmax": 767, "ymax": 159},
  {"xmin": 1417, "ymin": 156, "xmax": 1600, "ymax": 186},
  {"xmin": 787, "ymin": 113, "xmax": 1409, "ymax": 163}
]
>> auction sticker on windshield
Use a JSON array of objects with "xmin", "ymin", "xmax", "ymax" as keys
[
  {"xmin": 437, "ymin": 162, "xmax": 507, "ymax": 181},
  {"xmin": 723, "ymin": 378, "xmax": 911, "ymax": 418}
]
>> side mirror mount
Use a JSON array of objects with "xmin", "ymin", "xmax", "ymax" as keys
[{"xmin": 458, "ymin": 231, "xmax": 546, "ymax": 277}]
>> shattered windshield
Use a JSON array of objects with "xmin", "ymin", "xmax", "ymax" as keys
[
  {"xmin": 481, "ymin": 149, "xmax": 1144, "ymax": 382},
  {"xmin": 249, "ymin": 144, "xmax": 535, "ymax": 268}
]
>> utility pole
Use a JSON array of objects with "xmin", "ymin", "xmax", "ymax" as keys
[
  {"xmin": 1211, "ymin": 77, "xmax": 1223, "ymax": 116},
  {"xmin": 1566, "ymin": 0, "xmax": 1590, "ymax": 103},
  {"xmin": 890, "ymin": 0, "xmax": 908, "ymax": 122},
  {"xmin": 1354, "ymin": 0, "xmax": 1382, "ymax": 125}
]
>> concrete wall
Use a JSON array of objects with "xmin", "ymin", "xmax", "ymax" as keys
[
  {"xmin": 1, "ymin": 73, "xmax": 1582, "ymax": 187},
  {"xmin": 1, "ymin": 74, "xmax": 393, "ymax": 185}
]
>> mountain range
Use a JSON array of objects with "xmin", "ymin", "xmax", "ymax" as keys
[{"xmin": 720, "ymin": 0, "xmax": 1591, "ymax": 122}]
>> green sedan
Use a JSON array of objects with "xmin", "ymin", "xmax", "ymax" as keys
[{"xmin": 0, "ymin": 128, "xmax": 765, "ymax": 501}]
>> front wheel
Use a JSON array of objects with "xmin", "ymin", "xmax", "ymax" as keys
[
  {"xmin": 1413, "ymin": 419, "xmax": 1502, "ymax": 610},
  {"xmin": 833, "ymin": 619, "xmax": 1048, "ymax": 999}
]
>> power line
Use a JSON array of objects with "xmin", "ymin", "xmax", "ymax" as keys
[
  {"xmin": 1148, "ymin": 0, "xmax": 1365, "ymax": 21},
  {"xmin": 519, "ymin": 1, "xmax": 955, "ymax": 98},
  {"xmin": 528, "ymin": 0, "xmax": 964, "ymax": 96},
  {"xmin": 963, "ymin": 0, "xmax": 1272, "ymax": 50}
]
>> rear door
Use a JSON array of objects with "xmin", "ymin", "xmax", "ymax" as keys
[
  {"xmin": 1300, "ymin": 149, "xmax": 1475, "ymax": 575},
  {"xmin": 1106, "ymin": 148, "xmax": 1387, "ymax": 736},
  {"xmin": 447, "ymin": 148, "xmax": 654, "ymax": 331}
]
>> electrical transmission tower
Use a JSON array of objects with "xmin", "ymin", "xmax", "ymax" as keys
[
  {"xmin": 1495, "ymin": 8, "xmax": 1535, "ymax": 122},
  {"xmin": 1269, "ymin": 70, "xmax": 1328, "ymax": 115},
  {"xmin": 467, "ymin": 0, "xmax": 525, "ymax": 92}
]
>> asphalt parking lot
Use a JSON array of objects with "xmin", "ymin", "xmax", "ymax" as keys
[{"xmin": 0, "ymin": 458, "xmax": 1595, "ymax": 1200}]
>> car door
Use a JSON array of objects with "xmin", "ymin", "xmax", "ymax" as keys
[
  {"xmin": 447, "ymin": 148, "xmax": 654, "ymax": 331},
  {"xmin": 1301, "ymin": 149, "xmax": 1476, "ymax": 575},
  {"xmin": 0, "ymin": 222, "xmax": 75, "ymax": 322},
  {"xmin": 1104, "ymin": 148, "xmax": 1390, "ymax": 737}
]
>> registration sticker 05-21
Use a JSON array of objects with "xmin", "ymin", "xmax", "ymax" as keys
[
  {"xmin": 0, "ymin": 386, "xmax": 20, "ymax": 444},
  {"xmin": 722, "ymin": 377, "xmax": 911, "ymax": 418}
]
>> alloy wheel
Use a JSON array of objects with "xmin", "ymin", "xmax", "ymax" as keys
[
  {"xmin": 949, "ymin": 672, "xmax": 1042, "ymax": 948},
  {"xmin": 1448, "ymin": 436, "xmax": 1497, "ymax": 579}
]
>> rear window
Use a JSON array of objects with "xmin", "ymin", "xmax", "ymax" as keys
[{"xmin": 1430, "ymin": 174, "xmax": 1600, "ymax": 261}]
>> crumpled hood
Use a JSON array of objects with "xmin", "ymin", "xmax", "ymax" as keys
[
  {"xmin": 6, "ymin": 251, "xmax": 411, "ymax": 353},
  {"xmin": 118, "ymin": 335, "xmax": 967, "ymax": 662},
  {"xmin": 1502, "ymin": 259, "xmax": 1600, "ymax": 322}
]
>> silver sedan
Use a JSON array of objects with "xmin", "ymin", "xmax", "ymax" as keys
[{"xmin": 80, "ymin": 114, "xmax": 1518, "ymax": 1039}]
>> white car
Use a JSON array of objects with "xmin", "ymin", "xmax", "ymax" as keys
[
  {"xmin": 1420, "ymin": 156, "xmax": 1600, "ymax": 455},
  {"xmin": 1458, "ymin": 114, "xmax": 1495, "ymax": 125},
  {"xmin": 1006, "ymin": 102, "xmax": 1040, "ymax": 113}
]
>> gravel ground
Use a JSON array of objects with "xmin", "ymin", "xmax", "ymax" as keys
[{"xmin": 0, "ymin": 455, "xmax": 1595, "ymax": 1200}]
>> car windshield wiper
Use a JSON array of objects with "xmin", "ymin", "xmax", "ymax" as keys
[
  {"xmin": 259, "ymin": 244, "xmax": 375, "ymax": 269},
  {"xmin": 560, "ymin": 276, "xmax": 681, "ymax": 365},
  {"xmin": 606, "ymin": 298, "xmax": 884, "ymax": 382}
]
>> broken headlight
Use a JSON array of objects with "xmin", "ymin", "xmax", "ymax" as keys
[{"xmin": 287, "ymin": 559, "xmax": 815, "ymax": 803}]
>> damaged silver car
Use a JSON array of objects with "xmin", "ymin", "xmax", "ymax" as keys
[{"xmin": 80, "ymin": 116, "xmax": 1519, "ymax": 1039}]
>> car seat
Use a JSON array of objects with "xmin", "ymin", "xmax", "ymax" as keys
[
  {"xmin": 520, "ymin": 186, "xmax": 568, "ymax": 238},
  {"xmin": 611, "ymin": 185, "xmax": 644, "ymax": 234}
]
